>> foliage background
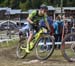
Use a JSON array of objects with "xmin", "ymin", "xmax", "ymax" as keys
[{"xmin": 0, "ymin": 0, "xmax": 75, "ymax": 11}]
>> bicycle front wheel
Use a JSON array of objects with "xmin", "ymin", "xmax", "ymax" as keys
[
  {"xmin": 61, "ymin": 33, "xmax": 75, "ymax": 62},
  {"xmin": 36, "ymin": 35, "xmax": 55, "ymax": 60}
]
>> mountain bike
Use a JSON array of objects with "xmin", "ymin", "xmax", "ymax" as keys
[
  {"xmin": 16, "ymin": 27, "xmax": 55, "ymax": 60},
  {"xmin": 61, "ymin": 19, "xmax": 75, "ymax": 62}
]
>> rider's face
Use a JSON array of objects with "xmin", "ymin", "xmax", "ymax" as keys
[{"xmin": 40, "ymin": 9, "xmax": 45, "ymax": 15}]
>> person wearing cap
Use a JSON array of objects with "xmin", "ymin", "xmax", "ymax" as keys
[{"xmin": 25, "ymin": 4, "xmax": 50, "ymax": 53}]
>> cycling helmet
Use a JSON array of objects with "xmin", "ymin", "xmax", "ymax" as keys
[{"xmin": 40, "ymin": 4, "xmax": 48, "ymax": 10}]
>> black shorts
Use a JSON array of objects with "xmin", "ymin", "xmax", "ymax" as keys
[{"xmin": 29, "ymin": 23, "xmax": 39, "ymax": 32}]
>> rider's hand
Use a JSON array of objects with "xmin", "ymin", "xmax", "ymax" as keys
[
  {"xmin": 30, "ymin": 22, "xmax": 34, "ymax": 26},
  {"xmin": 31, "ymin": 22, "xmax": 34, "ymax": 24}
]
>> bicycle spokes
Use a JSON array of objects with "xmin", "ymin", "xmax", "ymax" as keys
[
  {"xmin": 71, "ymin": 44, "xmax": 75, "ymax": 54},
  {"xmin": 61, "ymin": 33, "xmax": 75, "ymax": 62}
]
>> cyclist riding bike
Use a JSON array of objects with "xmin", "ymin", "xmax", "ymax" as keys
[{"xmin": 26, "ymin": 4, "xmax": 51, "ymax": 53}]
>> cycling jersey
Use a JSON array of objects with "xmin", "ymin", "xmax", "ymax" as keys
[
  {"xmin": 28, "ymin": 10, "xmax": 48, "ymax": 32},
  {"xmin": 39, "ymin": 16, "xmax": 53, "ymax": 27},
  {"xmin": 28, "ymin": 10, "xmax": 47, "ymax": 24}
]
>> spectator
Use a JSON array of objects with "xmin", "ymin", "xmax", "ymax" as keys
[
  {"xmin": 53, "ymin": 15, "xmax": 63, "ymax": 42},
  {"xmin": 53, "ymin": 15, "xmax": 64, "ymax": 49}
]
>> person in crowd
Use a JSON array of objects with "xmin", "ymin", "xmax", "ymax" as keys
[{"xmin": 53, "ymin": 15, "xmax": 64, "ymax": 49}]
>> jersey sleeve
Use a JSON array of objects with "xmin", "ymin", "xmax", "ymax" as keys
[
  {"xmin": 28, "ymin": 10, "xmax": 37, "ymax": 19},
  {"xmin": 44, "ymin": 14, "xmax": 48, "ymax": 22}
]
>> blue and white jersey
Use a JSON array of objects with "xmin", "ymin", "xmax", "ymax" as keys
[{"xmin": 39, "ymin": 16, "xmax": 53, "ymax": 27}]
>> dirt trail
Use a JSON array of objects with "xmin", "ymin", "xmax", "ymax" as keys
[{"xmin": 0, "ymin": 46, "xmax": 75, "ymax": 66}]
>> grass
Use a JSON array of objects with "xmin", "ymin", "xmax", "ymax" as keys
[
  {"xmin": 0, "ymin": 31, "xmax": 6, "ymax": 34},
  {"xmin": 0, "ymin": 39, "xmax": 19, "ymax": 48}
]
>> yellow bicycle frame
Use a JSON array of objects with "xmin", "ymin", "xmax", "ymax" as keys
[{"xmin": 29, "ymin": 28, "xmax": 47, "ymax": 49}]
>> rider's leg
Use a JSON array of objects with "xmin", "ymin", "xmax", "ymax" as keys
[{"xmin": 26, "ymin": 31, "xmax": 33, "ymax": 53}]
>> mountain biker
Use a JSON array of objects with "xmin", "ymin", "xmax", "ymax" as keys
[{"xmin": 26, "ymin": 4, "xmax": 50, "ymax": 53}]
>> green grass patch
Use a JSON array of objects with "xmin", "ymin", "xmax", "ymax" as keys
[{"xmin": 0, "ymin": 39, "xmax": 19, "ymax": 48}]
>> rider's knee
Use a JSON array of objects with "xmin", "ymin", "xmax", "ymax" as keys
[
  {"xmin": 29, "ymin": 31, "xmax": 33, "ymax": 36},
  {"xmin": 30, "ymin": 33, "xmax": 33, "ymax": 36}
]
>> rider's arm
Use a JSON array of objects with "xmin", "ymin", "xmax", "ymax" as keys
[
  {"xmin": 44, "ymin": 14, "xmax": 51, "ymax": 31},
  {"xmin": 27, "ymin": 10, "xmax": 37, "ymax": 24},
  {"xmin": 27, "ymin": 17, "xmax": 33, "ymax": 24}
]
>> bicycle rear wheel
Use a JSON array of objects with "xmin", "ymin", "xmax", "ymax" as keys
[
  {"xmin": 36, "ymin": 35, "xmax": 55, "ymax": 60},
  {"xmin": 16, "ymin": 38, "xmax": 27, "ymax": 59},
  {"xmin": 61, "ymin": 33, "xmax": 75, "ymax": 62}
]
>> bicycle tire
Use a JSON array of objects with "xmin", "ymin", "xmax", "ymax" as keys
[
  {"xmin": 16, "ymin": 38, "xmax": 27, "ymax": 59},
  {"xmin": 36, "ymin": 34, "xmax": 55, "ymax": 60},
  {"xmin": 61, "ymin": 33, "xmax": 75, "ymax": 62}
]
